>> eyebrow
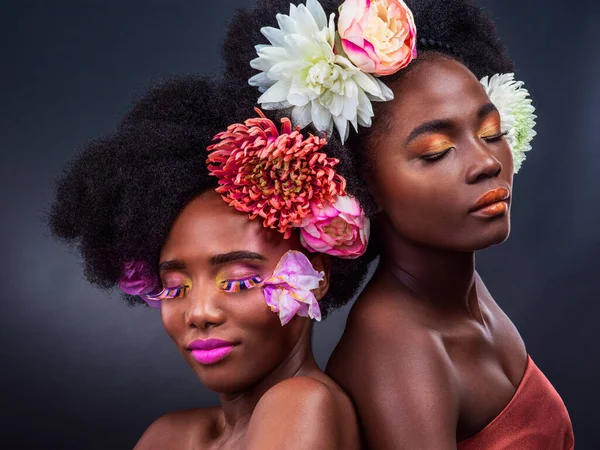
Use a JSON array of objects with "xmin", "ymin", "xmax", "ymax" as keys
[
  {"xmin": 211, "ymin": 251, "xmax": 267, "ymax": 266},
  {"xmin": 404, "ymin": 103, "xmax": 499, "ymax": 145},
  {"xmin": 478, "ymin": 102, "xmax": 498, "ymax": 120},
  {"xmin": 159, "ymin": 260, "xmax": 186, "ymax": 272},
  {"xmin": 159, "ymin": 251, "xmax": 267, "ymax": 272}
]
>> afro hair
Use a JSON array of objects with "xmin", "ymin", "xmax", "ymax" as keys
[
  {"xmin": 48, "ymin": 74, "xmax": 377, "ymax": 316},
  {"xmin": 50, "ymin": 0, "xmax": 515, "ymax": 315}
]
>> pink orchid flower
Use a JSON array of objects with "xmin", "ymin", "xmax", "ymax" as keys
[
  {"xmin": 263, "ymin": 251, "xmax": 324, "ymax": 326},
  {"xmin": 118, "ymin": 260, "xmax": 162, "ymax": 308}
]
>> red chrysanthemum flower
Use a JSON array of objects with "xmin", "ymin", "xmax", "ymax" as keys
[{"xmin": 207, "ymin": 109, "xmax": 347, "ymax": 238}]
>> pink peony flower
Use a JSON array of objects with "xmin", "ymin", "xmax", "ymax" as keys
[
  {"xmin": 263, "ymin": 251, "xmax": 324, "ymax": 326},
  {"xmin": 118, "ymin": 260, "xmax": 162, "ymax": 308},
  {"xmin": 338, "ymin": 0, "xmax": 417, "ymax": 76},
  {"xmin": 300, "ymin": 195, "xmax": 369, "ymax": 258},
  {"xmin": 207, "ymin": 109, "xmax": 347, "ymax": 239}
]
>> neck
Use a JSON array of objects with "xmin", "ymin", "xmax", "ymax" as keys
[
  {"xmin": 377, "ymin": 215, "xmax": 481, "ymax": 318},
  {"xmin": 217, "ymin": 321, "xmax": 318, "ymax": 435}
]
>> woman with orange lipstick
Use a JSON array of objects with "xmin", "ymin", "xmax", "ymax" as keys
[
  {"xmin": 48, "ymin": 76, "xmax": 363, "ymax": 449},
  {"xmin": 224, "ymin": 0, "xmax": 575, "ymax": 447}
]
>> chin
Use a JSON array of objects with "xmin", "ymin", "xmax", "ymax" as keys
[
  {"xmin": 194, "ymin": 367, "xmax": 256, "ymax": 395},
  {"xmin": 191, "ymin": 354, "xmax": 272, "ymax": 395},
  {"xmin": 470, "ymin": 217, "xmax": 511, "ymax": 250}
]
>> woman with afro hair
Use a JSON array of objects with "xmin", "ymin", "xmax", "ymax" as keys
[
  {"xmin": 221, "ymin": 0, "xmax": 575, "ymax": 448},
  {"xmin": 48, "ymin": 75, "xmax": 365, "ymax": 449}
]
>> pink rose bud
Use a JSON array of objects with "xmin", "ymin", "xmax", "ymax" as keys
[
  {"xmin": 338, "ymin": 0, "xmax": 417, "ymax": 76},
  {"xmin": 300, "ymin": 195, "xmax": 370, "ymax": 259}
]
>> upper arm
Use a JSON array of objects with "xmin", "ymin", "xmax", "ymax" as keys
[
  {"xmin": 245, "ymin": 377, "xmax": 349, "ymax": 450},
  {"xmin": 327, "ymin": 303, "xmax": 460, "ymax": 450}
]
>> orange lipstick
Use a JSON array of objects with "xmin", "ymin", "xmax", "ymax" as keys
[{"xmin": 471, "ymin": 187, "xmax": 510, "ymax": 217}]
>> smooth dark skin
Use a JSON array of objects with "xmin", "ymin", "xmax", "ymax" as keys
[
  {"xmin": 135, "ymin": 191, "xmax": 359, "ymax": 450},
  {"xmin": 327, "ymin": 55, "xmax": 528, "ymax": 449}
]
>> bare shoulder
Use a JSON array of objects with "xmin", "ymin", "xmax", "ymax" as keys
[
  {"xmin": 257, "ymin": 375, "xmax": 345, "ymax": 414},
  {"xmin": 327, "ymin": 287, "xmax": 460, "ymax": 448},
  {"xmin": 329, "ymin": 290, "xmax": 454, "ymax": 390},
  {"xmin": 246, "ymin": 376, "xmax": 359, "ymax": 450},
  {"xmin": 134, "ymin": 407, "xmax": 221, "ymax": 450},
  {"xmin": 329, "ymin": 283, "xmax": 436, "ymax": 376}
]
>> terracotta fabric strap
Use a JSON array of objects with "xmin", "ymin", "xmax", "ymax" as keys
[{"xmin": 457, "ymin": 356, "xmax": 574, "ymax": 450}]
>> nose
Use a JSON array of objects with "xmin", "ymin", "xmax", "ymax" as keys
[
  {"xmin": 465, "ymin": 138, "xmax": 503, "ymax": 184},
  {"xmin": 184, "ymin": 287, "xmax": 225, "ymax": 330}
]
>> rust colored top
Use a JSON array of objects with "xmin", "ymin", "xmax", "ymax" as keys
[{"xmin": 457, "ymin": 356, "xmax": 574, "ymax": 450}]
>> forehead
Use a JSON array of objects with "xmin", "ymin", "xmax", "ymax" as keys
[
  {"xmin": 161, "ymin": 190, "xmax": 292, "ymax": 261},
  {"xmin": 386, "ymin": 57, "xmax": 491, "ymax": 131}
]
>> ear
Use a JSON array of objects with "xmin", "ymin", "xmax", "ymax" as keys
[{"xmin": 309, "ymin": 253, "xmax": 331, "ymax": 302}]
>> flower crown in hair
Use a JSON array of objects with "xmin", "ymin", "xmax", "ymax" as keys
[
  {"xmin": 206, "ymin": 108, "xmax": 369, "ymax": 258},
  {"xmin": 249, "ymin": 0, "xmax": 537, "ymax": 170},
  {"xmin": 248, "ymin": 0, "xmax": 417, "ymax": 143},
  {"xmin": 117, "ymin": 108, "xmax": 370, "ymax": 325}
]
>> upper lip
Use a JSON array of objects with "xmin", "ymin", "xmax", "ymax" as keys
[
  {"xmin": 470, "ymin": 187, "xmax": 510, "ymax": 212},
  {"xmin": 187, "ymin": 339, "xmax": 234, "ymax": 350}
]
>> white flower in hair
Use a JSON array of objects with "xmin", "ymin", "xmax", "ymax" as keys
[
  {"xmin": 248, "ymin": 0, "xmax": 393, "ymax": 143},
  {"xmin": 480, "ymin": 73, "xmax": 537, "ymax": 173}
]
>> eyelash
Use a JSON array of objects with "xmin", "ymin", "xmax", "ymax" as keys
[
  {"xmin": 422, "ymin": 148, "xmax": 452, "ymax": 161},
  {"xmin": 146, "ymin": 286, "xmax": 189, "ymax": 300},
  {"xmin": 421, "ymin": 130, "xmax": 509, "ymax": 162},
  {"xmin": 218, "ymin": 276, "xmax": 264, "ymax": 293},
  {"xmin": 482, "ymin": 130, "xmax": 509, "ymax": 142}
]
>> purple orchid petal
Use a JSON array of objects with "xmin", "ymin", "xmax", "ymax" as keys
[
  {"xmin": 119, "ymin": 260, "xmax": 162, "ymax": 308},
  {"xmin": 139, "ymin": 295, "xmax": 162, "ymax": 309},
  {"xmin": 262, "ymin": 251, "xmax": 324, "ymax": 326}
]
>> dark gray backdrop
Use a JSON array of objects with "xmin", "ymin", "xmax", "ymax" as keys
[{"xmin": 1, "ymin": 0, "xmax": 598, "ymax": 448}]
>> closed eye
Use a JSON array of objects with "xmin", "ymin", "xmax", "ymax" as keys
[
  {"xmin": 146, "ymin": 286, "xmax": 190, "ymax": 300},
  {"xmin": 218, "ymin": 276, "xmax": 264, "ymax": 293},
  {"xmin": 421, "ymin": 147, "xmax": 453, "ymax": 162},
  {"xmin": 482, "ymin": 130, "xmax": 509, "ymax": 142}
]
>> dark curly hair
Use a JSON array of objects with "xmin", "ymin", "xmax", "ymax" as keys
[
  {"xmin": 49, "ymin": 0, "xmax": 515, "ymax": 315},
  {"xmin": 48, "ymin": 74, "xmax": 377, "ymax": 316},
  {"xmin": 221, "ymin": 0, "xmax": 515, "ymax": 250}
]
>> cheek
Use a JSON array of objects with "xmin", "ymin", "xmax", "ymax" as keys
[
  {"xmin": 159, "ymin": 301, "xmax": 185, "ymax": 343},
  {"xmin": 376, "ymin": 162, "xmax": 461, "ymax": 217},
  {"xmin": 234, "ymin": 288, "xmax": 276, "ymax": 327},
  {"xmin": 234, "ymin": 288, "xmax": 299, "ymax": 354},
  {"xmin": 499, "ymin": 142, "xmax": 515, "ymax": 177}
]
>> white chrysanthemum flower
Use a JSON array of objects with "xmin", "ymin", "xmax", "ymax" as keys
[
  {"xmin": 480, "ymin": 73, "xmax": 537, "ymax": 173},
  {"xmin": 248, "ymin": 0, "xmax": 393, "ymax": 143}
]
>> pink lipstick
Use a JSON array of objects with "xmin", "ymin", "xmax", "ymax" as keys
[
  {"xmin": 188, "ymin": 339, "xmax": 235, "ymax": 365},
  {"xmin": 471, "ymin": 187, "xmax": 510, "ymax": 217}
]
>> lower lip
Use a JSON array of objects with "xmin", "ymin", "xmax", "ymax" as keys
[
  {"xmin": 472, "ymin": 201, "xmax": 508, "ymax": 217},
  {"xmin": 190, "ymin": 346, "xmax": 235, "ymax": 365}
]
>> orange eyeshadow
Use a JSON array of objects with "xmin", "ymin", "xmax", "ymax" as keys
[
  {"xmin": 479, "ymin": 117, "xmax": 502, "ymax": 137},
  {"xmin": 411, "ymin": 135, "xmax": 454, "ymax": 154}
]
